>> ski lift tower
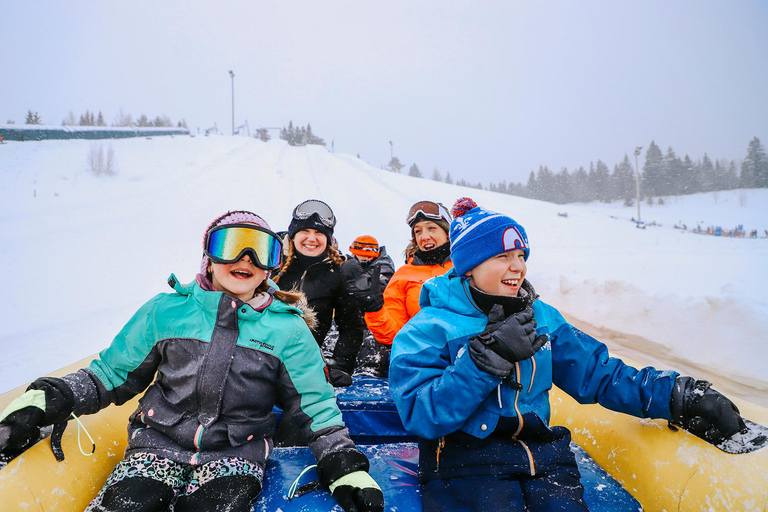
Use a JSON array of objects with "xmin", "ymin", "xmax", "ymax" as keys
[{"xmin": 235, "ymin": 120, "xmax": 250, "ymax": 137}]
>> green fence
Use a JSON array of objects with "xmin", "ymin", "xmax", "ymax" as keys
[{"xmin": 0, "ymin": 125, "xmax": 189, "ymax": 142}]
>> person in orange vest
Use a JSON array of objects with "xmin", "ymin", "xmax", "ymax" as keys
[{"xmin": 341, "ymin": 201, "xmax": 453, "ymax": 347}]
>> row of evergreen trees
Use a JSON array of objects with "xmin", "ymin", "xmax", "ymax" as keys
[
  {"xmin": 279, "ymin": 122, "xmax": 325, "ymax": 146},
  {"xmin": 15, "ymin": 109, "xmax": 187, "ymax": 129},
  {"xmin": 414, "ymin": 137, "xmax": 766, "ymax": 204}
]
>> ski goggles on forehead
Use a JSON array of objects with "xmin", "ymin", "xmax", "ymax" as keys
[
  {"xmin": 405, "ymin": 201, "xmax": 452, "ymax": 226},
  {"xmin": 292, "ymin": 199, "xmax": 336, "ymax": 229},
  {"xmin": 204, "ymin": 224, "xmax": 283, "ymax": 270}
]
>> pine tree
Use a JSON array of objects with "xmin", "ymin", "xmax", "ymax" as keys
[
  {"xmin": 590, "ymin": 160, "xmax": 611, "ymax": 202},
  {"xmin": 408, "ymin": 163, "xmax": 423, "ymax": 178},
  {"xmin": 25, "ymin": 110, "xmax": 42, "ymax": 124},
  {"xmin": 431, "ymin": 168, "xmax": 443, "ymax": 182},
  {"xmin": 96, "ymin": 111, "xmax": 105, "ymax": 126},
  {"xmin": 681, "ymin": 154, "xmax": 697, "ymax": 194},
  {"xmin": 388, "ymin": 156, "xmax": 404, "ymax": 173},
  {"xmin": 526, "ymin": 170, "xmax": 539, "ymax": 200},
  {"xmin": 612, "ymin": 155, "xmax": 636, "ymax": 205},
  {"xmin": 698, "ymin": 153, "xmax": 716, "ymax": 192},
  {"xmin": 642, "ymin": 141, "xmax": 664, "ymax": 198},
  {"xmin": 445, "ymin": 171, "xmax": 453, "ymax": 184},
  {"xmin": 571, "ymin": 166, "xmax": 589, "ymax": 202},
  {"xmin": 663, "ymin": 146, "xmax": 684, "ymax": 196},
  {"xmin": 552, "ymin": 168, "xmax": 571, "ymax": 204},
  {"xmin": 741, "ymin": 137, "xmax": 768, "ymax": 188}
]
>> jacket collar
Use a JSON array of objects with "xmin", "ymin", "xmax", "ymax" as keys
[
  {"xmin": 166, "ymin": 274, "xmax": 302, "ymax": 316},
  {"xmin": 418, "ymin": 268, "xmax": 485, "ymax": 318}
]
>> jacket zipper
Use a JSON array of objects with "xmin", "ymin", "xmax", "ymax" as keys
[
  {"xmin": 519, "ymin": 440, "xmax": 536, "ymax": 475},
  {"xmin": 435, "ymin": 437, "xmax": 446, "ymax": 471},
  {"xmin": 190, "ymin": 424, "xmax": 205, "ymax": 465}
]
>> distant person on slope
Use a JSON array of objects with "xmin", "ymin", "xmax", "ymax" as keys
[
  {"xmin": 0, "ymin": 210, "xmax": 383, "ymax": 512},
  {"xmin": 341, "ymin": 200, "xmax": 454, "ymax": 347},
  {"xmin": 273, "ymin": 199, "xmax": 364, "ymax": 387},
  {"xmin": 389, "ymin": 197, "xmax": 746, "ymax": 512},
  {"xmin": 345, "ymin": 235, "xmax": 396, "ymax": 377}
]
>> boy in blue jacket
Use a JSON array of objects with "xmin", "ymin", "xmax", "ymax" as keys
[{"xmin": 389, "ymin": 197, "xmax": 745, "ymax": 512}]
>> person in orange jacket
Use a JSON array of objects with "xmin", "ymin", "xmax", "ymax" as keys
[{"xmin": 341, "ymin": 201, "xmax": 454, "ymax": 346}]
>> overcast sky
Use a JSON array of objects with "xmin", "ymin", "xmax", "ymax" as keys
[{"xmin": 2, "ymin": 1, "xmax": 766, "ymax": 185}]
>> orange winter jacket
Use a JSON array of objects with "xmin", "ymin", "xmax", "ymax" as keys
[{"xmin": 364, "ymin": 258, "xmax": 453, "ymax": 346}]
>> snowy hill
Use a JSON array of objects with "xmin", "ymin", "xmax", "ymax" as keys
[{"xmin": 1, "ymin": 136, "xmax": 766, "ymax": 406}]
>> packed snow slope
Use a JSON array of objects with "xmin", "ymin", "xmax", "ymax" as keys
[{"xmin": 1, "ymin": 136, "xmax": 766, "ymax": 407}]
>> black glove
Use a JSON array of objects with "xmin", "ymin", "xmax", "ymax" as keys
[
  {"xmin": 468, "ymin": 336, "xmax": 515, "ymax": 378},
  {"xmin": 317, "ymin": 448, "xmax": 384, "ymax": 512},
  {"xmin": 471, "ymin": 305, "xmax": 547, "ymax": 364},
  {"xmin": 670, "ymin": 377, "xmax": 746, "ymax": 445},
  {"xmin": 340, "ymin": 258, "xmax": 384, "ymax": 313},
  {"xmin": 0, "ymin": 377, "xmax": 74, "ymax": 460}
]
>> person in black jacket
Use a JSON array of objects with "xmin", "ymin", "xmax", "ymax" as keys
[
  {"xmin": 346, "ymin": 235, "xmax": 396, "ymax": 377},
  {"xmin": 273, "ymin": 200, "xmax": 364, "ymax": 388}
]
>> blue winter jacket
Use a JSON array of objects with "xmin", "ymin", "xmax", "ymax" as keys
[{"xmin": 389, "ymin": 270, "xmax": 679, "ymax": 441}]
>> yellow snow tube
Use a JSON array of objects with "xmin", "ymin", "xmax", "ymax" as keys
[
  {"xmin": 0, "ymin": 357, "xmax": 139, "ymax": 511},
  {"xmin": 1, "ymin": 356, "xmax": 767, "ymax": 511},
  {"xmin": 550, "ymin": 357, "xmax": 768, "ymax": 512}
]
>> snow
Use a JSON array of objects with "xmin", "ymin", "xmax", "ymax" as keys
[{"xmin": 1, "ymin": 136, "xmax": 766, "ymax": 408}]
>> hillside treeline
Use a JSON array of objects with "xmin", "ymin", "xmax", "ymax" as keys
[{"xmin": 422, "ymin": 137, "xmax": 767, "ymax": 205}]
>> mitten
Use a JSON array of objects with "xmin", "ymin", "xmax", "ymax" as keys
[
  {"xmin": 471, "ymin": 305, "xmax": 547, "ymax": 364},
  {"xmin": 317, "ymin": 448, "xmax": 384, "ymax": 512},
  {"xmin": 0, "ymin": 377, "xmax": 74, "ymax": 460},
  {"xmin": 670, "ymin": 377, "xmax": 746, "ymax": 445},
  {"xmin": 340, "ymin": 258, "xmax": 384, "ymax": 312}
]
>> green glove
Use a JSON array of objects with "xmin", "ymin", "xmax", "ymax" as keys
[
  {"xmin": 329, "ymin": 470, "xmax": 383, "ymax": 512},
  {"xmin": 317, "ymin": 449, "xmax": 384, "ymax": 512},
  {"xmin": 0, "ymin": 377, "xmax": 75, "ymax": 461},
  {"xmin": 0, "ymin": 390, "xmax": 47, "ymax": 459}
]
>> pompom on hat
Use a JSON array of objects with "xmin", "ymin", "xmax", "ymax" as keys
[
  {"xmin": 197, "ymin": 210, "xmax": 272, "ymax": 290},
  {"xmin": 449, "ymin": 197, "xmax": 530, "ymax": 277},
  {"xmin": 349, "ymin": 235, "xmax": 380, "ymax": 258}
]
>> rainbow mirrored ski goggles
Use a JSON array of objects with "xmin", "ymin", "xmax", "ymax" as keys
[{"xmin": 204, "ymin": 224, "xmax": 283, "ymax": 270}]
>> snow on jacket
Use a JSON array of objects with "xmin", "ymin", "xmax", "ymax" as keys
[
  {"xmin": 276, "ymin": 256, "xmax": 364, "ymax": 352},
  {"xmin": 61, "ymin": 275, "xmax": 355, "ymax": 468},
  {"xmin": 389, "ymin": 269, "xmax": 679, "ymax": 441},
  {"xmin": 364, "ymin": 253, "xmax": 453, "ymax": 346}
]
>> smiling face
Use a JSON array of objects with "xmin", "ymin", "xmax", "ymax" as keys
[
  {"xmin": 210, "ymin": 253, "xmax": 267, "ymax": 301},
  {"xmin": 413, "ymin": 220, "xmax": 449, "ymax": 252},
  {"xmin": 293, "ymin": 229, "xmax": 328, "ymax": 257},
  {"xmin": 466, "ymin": 249, "xmax": 527, "ymax": 297}
]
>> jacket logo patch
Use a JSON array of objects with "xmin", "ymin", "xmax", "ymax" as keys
[{"xmin": 250, "ymin": 339, "xmax": 274, "ymax": 351}]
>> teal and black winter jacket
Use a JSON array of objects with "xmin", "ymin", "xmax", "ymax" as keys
[
  {"xmin": 61, "ymin": 275, "xmax": 355, "ymax": 468},
  {"xmin": 390, "ymin": 270, "xmax": 679, "ymax": 442}
]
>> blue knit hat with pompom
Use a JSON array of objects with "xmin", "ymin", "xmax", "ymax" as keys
[{"xmin": 449, "ymin": 197, "xmax": 530, "ymax": 276}]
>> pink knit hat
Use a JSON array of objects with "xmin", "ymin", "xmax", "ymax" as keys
[{"xmin": 196, "ymin": 210, "xmax": 271, "ymax": 291}]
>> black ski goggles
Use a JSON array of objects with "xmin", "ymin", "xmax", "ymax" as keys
[
  {"xmin": 405, "ymin": 200, "xmax": 451, "ymax": 226},
  {"xmin": 204, "ymin": 224, "xmax": 283, "ymax": 270},
  {"xmin": 292, "ymin": 199, "xmax": 336, "ymax": 229}
]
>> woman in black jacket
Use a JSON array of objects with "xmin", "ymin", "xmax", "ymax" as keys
[{"xmin": 273, "ymin": 199, "xmax": 364, "ymax": 388}]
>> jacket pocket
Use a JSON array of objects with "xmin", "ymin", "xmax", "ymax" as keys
[
  {"xmin": 227, "ymin": 416, "xmax": 277, "ymax": 447},
  {"xmin": 137, "ymin": 388, "xmax": 187, "ymax": 427}
]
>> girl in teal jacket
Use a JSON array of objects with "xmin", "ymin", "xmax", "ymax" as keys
[
  {"xmin": 389, "ymin": 198, "xmax": 745, "ymax": 512},
  {"xmin": 0, "ymin": 211, "xmax": 383, "ymax": 512}
]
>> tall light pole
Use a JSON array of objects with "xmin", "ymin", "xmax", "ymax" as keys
[
  {"xmin": 229, "ymin": 70, "xmax": 235, "ymax": 136},
  {"xmin": 389, "ymin": 140, "xmax": 393, "ymax": 160},
  {"xmin": 634, "ymin": 146, "xmax": 643, "ymax": 227}
]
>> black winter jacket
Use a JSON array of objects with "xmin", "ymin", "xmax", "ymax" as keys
[{"xmin": 275, "ymin": 256, "xmax": 364, "ymax": 352}]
